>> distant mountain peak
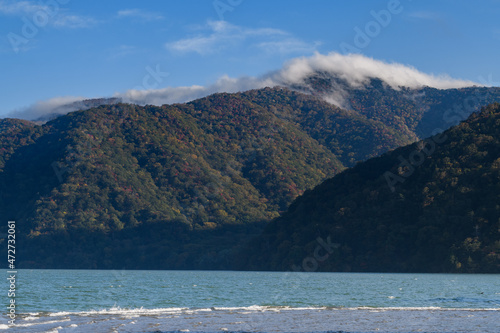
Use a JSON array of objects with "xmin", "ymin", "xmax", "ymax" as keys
[
  {"xmin": 7, "ymin": 53, "xmax": 484, "ymax": 122},
  {"xmin": 242, "ymin": 103, "xmax": 500, "ymax": 273},
  {"xmin": 276, "ymin": 53, "xmax": 479, "ymax": 91}
]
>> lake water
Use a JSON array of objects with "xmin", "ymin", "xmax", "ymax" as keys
[{"xmin": 2, "ymin": 270, "xmax": 499, "ymax": 332}]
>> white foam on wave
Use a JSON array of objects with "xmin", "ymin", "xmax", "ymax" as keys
[
  {"xmin": 47, "ymin": 306, "xmax": 188, "ymax": 317},
  {"xmin": 48, "ymin": 311, "xmax": 73, "ymax": 317},
  {"xmin": 212, "ymin": 305, "xmax": 267, "ymax": 311},
  {"xmin": 212, "ymin": 305, "xmax": 326, "ymax": 312},
  {"xmin": 280, "ymin": 306, "xmax": 328, "ymax": 311},
  {"xmin": 45, "ymin": 327, "xmax": 62, "ymax": 333},
  {"xmin": 21, "ymin": 304, "xmax": 500, "ymax": 321},
  {"xmin": 347, "ymin": 306, "xmax": 500, "ymax": 311},
  {"xmin": 8, "ymin": 305, "xmax": 500, "ymax": 333},
  {"xmin": 11, "ymin": 318, "xmax": 71, "ymax": 328}
]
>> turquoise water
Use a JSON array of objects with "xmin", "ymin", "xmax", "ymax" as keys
[{"xmin": 3, "ymin": 270, "xmax": 500, "ymax": 332}]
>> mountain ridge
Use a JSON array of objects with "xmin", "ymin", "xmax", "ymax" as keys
[
  {"xmin": 241, "ymin": 103, "xmax": 500, "ymax": 273},
  {"xmin": 1, "ymin": 85, "xmax": 499, "ymax": 270}
]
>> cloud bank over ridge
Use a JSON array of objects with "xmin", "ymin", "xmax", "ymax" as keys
[
  {"xmin": 275, "ymin": 52, "xmax": 478, "ymax": 89},
  {"xmin": 7, "ymin": 52, "xmax": 480, "ymax": 120},
  {"xmin": 7, "ymin": 96, "xmax": 86, "ymax": 121},
  {"xmin": 118, "ymin": 52, "xmax": 478, "ymax": 106}
]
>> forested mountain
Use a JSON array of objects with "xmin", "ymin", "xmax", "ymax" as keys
[
  {"xmin": 1, "ymin": 84, "xmax": 499, "ymax": 269},
  {"xmin": 0, "ymin": 118, "xmax": 36, "ymax": 133},
  {"xmin": 0, "ymin": 88, "xmax": 403, "ymax": 268},
  {"xmin": 241, "ymin": 103, "xmax": 500, "ymax": 273},
  {"xmin": 31, "ymin": 98, "xmax": 122, "ymax": 124},
  {"xmin": 291, "ymin": 73, "xmax": 500, "ymax": 140},
  {"xmin": 0, "ymin": 118, "xmax": 42, "ymax": 168}
]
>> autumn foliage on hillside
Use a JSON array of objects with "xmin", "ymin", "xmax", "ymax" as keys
[{"xmin": 242, "ymin": 104, "xmax": 500, "ymax": 273}]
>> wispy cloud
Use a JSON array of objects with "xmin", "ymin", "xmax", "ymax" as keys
[
  {"xmin": 257, "ymin": 39, "xmax": 322, "ymax": 55},
  {"xmin": 52, "ymin": 14, "xmax": 97, "ymax": 28},
  {"xmin": 0, "ymin": 0, "xmax": 43, "ymax": 14},
  {"xmin": 0, "ymin": 0, "xmax": 97, "ymax": 28},
  {"xmin": 119, "ymin": 52, "xmax": 479, "ymax": 108},
  {"xmin": 408, "ymin": 11, "xmax": 441, "ymax": 21},
  {"xmin": 165, "ymin": 20, "xmax": 315, "ymax": 55},
  {"xmin": 107, "ymin": 45, "xmax": 139, "ymax": 60},
  {"xmin": 8, "ymin": 53, "xmax": 480, "ymax": 120},
  {"xmin": 6, "ymin": 96, "xmax": 87, "ymax": 120},
  {"xmin": 117, "ymin": 8, "xmax": 164, "ymax": 21}
]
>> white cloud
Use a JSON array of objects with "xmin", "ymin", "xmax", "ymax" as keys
[
  {"xmin": 0, "ymin": 0, "xmax": 97, "ymax": 28},
  {"xmin": 166, "ymin": 20, "xmax": 294, "ymax": 55},
  {"xmin": 257, "ymin": 38, "xmax": 322, "ymax": 55},
  {"xmin": 167, "ymin": 34, "xmax": 224, "ymax": 55},
  {"xmin": 0, "ymin": 0, "xmax": 44, "ymax": 14},
  {"xmin": 107, "ymin": 45, "xmax": 139, "ymax": 60},
  {"xmin": 117, "ymin": 9, "xmax": 164, "ymax": 21},
  {"xmin": 119, "ymin": 52, "xmax": 478, "ymax": 107},
  {"xmin": 7, "ymin": 52, "xmax": 480, "ymax": 120},
  {"xmin": 117, "ymin": 75, "xmax": 275, "ymax": 106},
  {"xmin": 274, "ymin": 52, "xmax": 477, "ymax": 90},
  {"xmin": 408, "ymin": 11, "xmax": 441, "ymax": 21},
  {"xmin": 6, "ymin": 96, "xmax": 86, "ymax": 120},
  {"xmin": 52, "ymin": 14, "xmax": 97, "ymax": 28}
]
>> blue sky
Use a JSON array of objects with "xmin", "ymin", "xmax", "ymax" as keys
[{"xmin": 1, "ymin": 0, "xmax": 500, "ymax": 118}]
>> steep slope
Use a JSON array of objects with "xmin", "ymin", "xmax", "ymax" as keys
[
  {"xmin": 0, "ymin": 118, "xmax": 44, "ymax": 169},
  {"xmin": 0, "ymin": 118, "xmax": 36, "ymax": 133},
  {"xmin": 236, "ymin": 88, "xmax": 410, "ymax": 166},
  {"xmin": 0, "ymin": 88, "xmax": 410, "ymax": 269},
  {"xmin": 289, "ymin": 72, "xmax": 500, "ymax": 140},
  {"xmin": 242, "ymin": 103, "xmax": 500, "ymax": 273},
  {"xmin": 2, "ymin": 86, "xmax": 500, "ymax": 270}
]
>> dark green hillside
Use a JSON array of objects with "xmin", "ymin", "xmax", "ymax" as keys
[
  {"xmin": 236, "ymin": 88, "xmax": 411, "ymax": 166},
  {"xmin": 0, "ymin": 118, "xmax": 36, "ymax": 133},
  {"xmin": 0, "ymin": 101, "xmax": 337, "ymax": 268},
  {"xmin": 242, "ymin": 103, "xmax": 500, "ymax": 273},
  {"xmin": 415, "ymin": 86, "xmax": 500, "ymax": 137},
  {"xmin": 1, "ymin": 88, "xmax": 411, "ymax": 269},
  {"xmin": 292, "ymin": 73, "xmax": 500, "ymax": 141},
  {"xmin": 1, "ymin": 85, "xmax": 500, "ymax": 270},
  {"xmin": 0, "ymin": 119, "xmax": 44, "ymax": 169}
]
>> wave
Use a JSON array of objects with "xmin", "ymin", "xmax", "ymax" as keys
[
  {"xmin": 3, "ymin": 305, "xmax": 500, "ymax": 333},
  {"xmin": 1, "ymin": 318, "xmax": 70, "ymax": 329},
  {"xmin": 17, "ymin": 305, "xmax": 500, "ymax": 319}
]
